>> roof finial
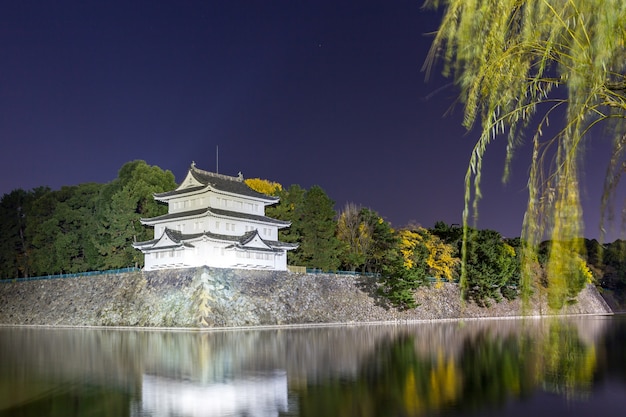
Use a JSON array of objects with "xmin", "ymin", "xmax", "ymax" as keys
[
  {"xmin": 191, "ymin": 161, "xmax": 196, "ymax": 169},
  {"xmin": 238, "ymin": 171, "xmax": 243, "ymax": 181}
]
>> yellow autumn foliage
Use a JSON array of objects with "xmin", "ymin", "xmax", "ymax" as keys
[
  {"xmin": 399, "ymin": 229, "xmax": 420, "ymax": 270},
  {"xmin": 244, "ymin": 178, "xmax": 283, "ymax": 196},
  {"xmin": 428, "ymin": 350, "xmax": 460, "ymax": 407},
  {"xmin": 402, "ymin": 349, "xmax": 461, "ymax": 416},
  {"xmin": 576, "ymin": 256, "xmax": 594, "ymax": 285},
  {"xmin": 403, "ymin": 370, "xmax": 424, "ymax": 415},
  {"xmin": 399, "ymin": 228, "xmax": 459, "ymax": 287}
]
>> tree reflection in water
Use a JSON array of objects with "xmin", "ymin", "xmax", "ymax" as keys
[
  {"xmin": 0, "ymin": 317, "xmax": 619, "ymax": 417},
  {"xmin": 295, "ymin": 319, "xmax": 601, "ymax": 416},
  {"xmin": 539, "ymin": 321, "xmax": 596, "ymax": 398}
]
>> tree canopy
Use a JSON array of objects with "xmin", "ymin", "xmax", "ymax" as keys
[
  {"xmin": 427, "ymin": 0, "xmax": 626, "ymax": 308},
  {"xmin": 296, "ymin": 186, "xmax": 342, "ymax": 271},
  {"xmin": 0, "ymin": 160, "xmax": 175, "ymax": 277},
  {"xmin": 95, "ymin": 160, "xmax": 176, "ymax": 268}
]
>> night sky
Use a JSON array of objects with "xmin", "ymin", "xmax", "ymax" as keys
[{"xmin": 0, "ymin": 1, "xmax": 617, "ymax": 239}]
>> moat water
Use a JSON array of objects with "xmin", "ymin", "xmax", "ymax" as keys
[{"xmin": 1, "ymin": 315, "xmax": 625, "ymax": 416}]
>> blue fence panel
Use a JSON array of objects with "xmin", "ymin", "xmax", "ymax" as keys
[
  {"xmin": 1, "ymin": 267, "xmax": 141, "ymax": 283},
  {"xmin": 4, "ymin": 266, "xmax": 397, "ymax": 282},
  {"xmin": 305, "ymin": 268, "xmax": 380, "ymax": 278}
]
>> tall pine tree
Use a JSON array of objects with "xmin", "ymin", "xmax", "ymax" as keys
[{"xmin": 297, "ymin": 185, "xmax": 340, "ymax": 271}]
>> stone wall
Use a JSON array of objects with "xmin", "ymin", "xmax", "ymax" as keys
[{"xmin": 0, "ymin": 267, "xmax": 613, "ymax": 328}]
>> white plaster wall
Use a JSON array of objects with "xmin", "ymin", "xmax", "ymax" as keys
[
  {"xmin": 210, "ymin": 217, "xmax": 277, "ymax": 238},
  {"xmin": 143, "ymin": 249, "xmax": 187, "ymax": 271},
  {"xmin": 212, "ymin": 195, "xmax": 264, "ymax": 216},
  {"xmin": 143, "ymin": 242, "xmax": 287, "ymax": 271}
]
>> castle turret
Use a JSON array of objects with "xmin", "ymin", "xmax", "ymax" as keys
[{"xmin": 133, "ymin": 163, "xmax": 297, "ymax": 270}]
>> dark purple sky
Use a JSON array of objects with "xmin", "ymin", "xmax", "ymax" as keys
[{"xmin": 0, "ymin": 0, "xmax": 617, "ymax": 239}]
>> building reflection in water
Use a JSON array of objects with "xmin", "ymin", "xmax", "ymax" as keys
[{"xmin": 136, "ymin": 371, "xmax": 288, "ymax": 417}]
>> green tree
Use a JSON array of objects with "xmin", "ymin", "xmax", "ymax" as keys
[
  {"xmin": 296, "ymin": 185, "xmax": 341, "ymax": 271},
  {"xmin": 96, "ymin": 160, "xmax": 176, "ymax": 269},
  {"xmin": 379, "ymin": 231, "xmax": 427, "ymax": 309},
  {"xmin": 336, "ymin": 204, "xmax": 395, "ymax": 273},
  {"xmin": 359, "ymin": 208, "xmax": 397, "ymax": 274},
  {"xmin": 379, "ymin": 226, "xmax": 459, "ymax": 309},
  {"xmin": 26, "ymin": 188, "xmax": 62, "ymax": 275},
  {"xmin": 537, "ymin": 239, "xmax": 594, "ymax": 309},
  {"xmin": 267, "ymin": 184, "xmax": 306, "ymax": 265},
  {"xmin": 337, "ymin": 203, "xmax": 370, "ymax": 271},
  {"xmin": 430, "ymin": 221, "xmax": 463, "ymax": 255},
  {"xmin": 427, "ymin": 0, "xmax": 626, "ymax": 308},
  {"xmin": 0, "ymin": 188, "xmax": 47, "ymax": 278},
  {"xmin": 0, "ymin": 190, "xmax": 28, "ymax": 278},
  {"xmin": 1, "ymin": 161, "xmax": 175, "ymax": 276},
  {"xmin": 51, "ymin": 183, "xmax": 104, "ymax": 273},
  {"xmin": 32, "ymin": 183, "xmax": 103, "ymax": 275},
  {"xmin": 601, "ymin": 240, "xmax": 626, "ymax": 292},
  {"xmin": 464, "ymin": 229, "xmax": 520, "ymax": 306},
  {"xmin": 25, "ymin": 184, "xmax": 104, "ymax": 276}
]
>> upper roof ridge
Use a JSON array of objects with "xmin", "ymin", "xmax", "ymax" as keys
[{"xmin": 191, "ymin": 162, "xmax": 244, "ymax": 183}]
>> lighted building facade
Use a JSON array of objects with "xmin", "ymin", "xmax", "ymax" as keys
[{"xmin": 133, "ymin": 163, "xmax": 297, "ymax": 271}]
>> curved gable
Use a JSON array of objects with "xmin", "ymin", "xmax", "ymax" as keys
[
  {"xmin": 239, "ymin": 230, "xmax": 272, "ymax": 250},
  {"xmin": 177, "ymin": 169, "xmax": 204, "ymax": 190},
  {"xmin": 152, "ymin": 229, "xmax": 185, "ymax": 249}
]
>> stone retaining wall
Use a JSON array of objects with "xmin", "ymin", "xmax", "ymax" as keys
[{"xmin": 0, "ymin": 267, "xmax": 613, "ymax": 328}]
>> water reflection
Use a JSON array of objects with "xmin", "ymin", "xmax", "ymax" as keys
[
  {"xmin": 0, "ymin": 316, "xmax": 624, "ymax": 417},
  {"xmin": 539, "ymin": 321, "xmax": 597, "ymax": 398},
  {"xmin": 138, "ymin": 372, "xmax": 287, "ymax": 417}
]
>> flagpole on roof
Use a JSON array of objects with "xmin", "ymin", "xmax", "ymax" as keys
[{"xmin": 216, "ymin": 145, "xmax": 219, "ymax": 174}]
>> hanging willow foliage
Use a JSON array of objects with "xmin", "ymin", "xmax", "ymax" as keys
[{"xmin": 426, "ymin": 0, "xmax": 626, "ymax": 309}]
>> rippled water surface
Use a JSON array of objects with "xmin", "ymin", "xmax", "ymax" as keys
[{"xmin": 1, "ymin": 316, "xmax": 626, "ymax": 416}]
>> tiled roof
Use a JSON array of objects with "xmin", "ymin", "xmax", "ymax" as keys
[
  {"xmin": 141, "ymin": 207, "xmax": 290, "ymax": 226},
  {"xmin": 155, "ymin": 164, "xmax": 279, "ymax": 201},
  {"xmin": 239, "ymin": 229, "xmax": 260, "ymax": 245},
  {"xmin": 132, "ymin": 228, "xmax": 196, "ymax": 249},
  {"xmin": 191, "ymin": 166, "xmax": 278, "ymax": 200},
  {"xmin": 263, "ymin": 240, "xmax": 299, "ymax": 250},
  {"xmin": 154, "ymin": 185, "xmax": 205, "ymax": 198},
  {"xmin": 132, "ymin": 239, "xmax": 158, "ymax": 248},
  {"xmin": 209, "ymin": 208, "xmax": 290, "ymax": 226},
  {"xmin": 165, "ymin": 228, "xmax": 240, "ymax": 243},
  {"xmin": 134, "ymin": 228, "xmax": 296, "ymax": 251},
  {"xmin": 140, "ymin": 208, "xmax": 208, "ymax": 224}
]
